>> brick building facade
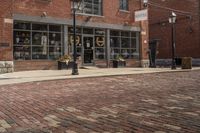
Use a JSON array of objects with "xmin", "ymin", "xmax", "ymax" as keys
[
  {"xmin": 0, "ymin": 0, "xmax": 149, "ymax": 72},
  {"xmin": 149, "ymin": 0, "xmax": 200, "ymax": 65}
]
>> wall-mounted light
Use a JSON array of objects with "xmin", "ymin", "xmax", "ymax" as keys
[
  {"xmin": 41, "ymin": 12, "xmax": 47, "ymax": 17},
  {"xmin": 168, "ymin": 12, "xmax": 176, "ymax": 24},
  {"xmin": 143, "ymin": 0, "xmax": 148, "ymax": 8},
  {"xmin": 124, "ymin": 21, "xmax": 129, "ymax": 26}
]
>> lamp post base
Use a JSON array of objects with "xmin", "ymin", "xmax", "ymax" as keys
[
  {"xmin": 72, "ymin": 62, "xmax": 79, "ymax": 75},
  {"xmin": 171, "ymin": 66, "xmax": 176, "ymax": 70},
  {"xmin": 171, "ymin": 59, "xmax": 176, "ymax": 70}
]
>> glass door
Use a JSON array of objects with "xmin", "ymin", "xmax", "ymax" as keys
[{"xmin": 83, "ymin": 36, "xmax": 94, "ymax": 64}]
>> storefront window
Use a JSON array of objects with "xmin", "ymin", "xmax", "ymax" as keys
[
  {"xmin": 14, "ymin": 22, "xmax": 30, "ymax": 30},
  {"xmin": 121, "ymin": 38, "xmax": 130, "ymax": 48},
  {"xmin": 13, "ymin": 23, "xmax": 31, "ymax": 60},
  {"xmin": 95, "ymin": 48, "xmax": 105, "ymax": 59},
  {"xmin": 68, "ymin": 27, "xmax": 105, "ymax": 60},
  {"xmin": 49, "ymin": 25, "xmax": 61, "ymax": 32},
  {"xmin": 110, "ymin": 37, "xmax": 120, "ymax": 48},
  {"xmin": 83, "ymin": 28, "xmax": 94, "ymax": 34},
  {"xmin": 32, "ymin": 32, "xmax": 48, "ymax": 59},
  {"xmin": 95, "ymin": 36, "xmax": 105, "ymax": 59},
  {"xmin": 32, "ymin": 23, "xmax": 48, "ymax": 31},
  {"xmin": 95, "ymin": 28, "xmax": 105, "ymax": 59},
  {"xmin": 68, "ymin": 27, "xmax": 82, "ymax": 34},
  {"xmin": 110, "ymin": 30, "xmax": 139, "ymax": 59},
  {"xmin": 49, "ymin": 26, "xmax": 62, "ymax": 60},
  {"xmin": 110, "ymin": 48, "xmax": 120, "ymax": 59},
  {"xmin": 68, "ymin": 27, "xmax": 82, "ymax": 56},
  {"xmin": 13, "ymin": 21, "xmax": 63, "ymax": 60},
  {"xmin": 95, "ymin": 29, "xmax": 105, "ymax": 35}
]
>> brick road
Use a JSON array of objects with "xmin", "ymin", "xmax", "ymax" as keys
[{"xmin": 0, "ymin": 70, "xmax": 200, "ymax": 133}]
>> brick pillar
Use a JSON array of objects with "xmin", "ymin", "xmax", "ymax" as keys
[
  {"xmin": 140, "ymin": 19, "xmax": 149, "ymax": 67},
  {"xmin": 0, "ymin": 18, "xmax": 14, "ymax": 73},
  {"xmin": 106, "ymin": 29, "xmax": 110, "ymax": 68},
  {"xmin": 64, "ymin": 25, "xmax": 68, "ymax": 55},
  {"xmin": 140, "ymin": 3, "xmax": 149, "ymax": 67},
  {"xmin": 0, "ymin": 0, "xmax": 14, "ymax": 73}
]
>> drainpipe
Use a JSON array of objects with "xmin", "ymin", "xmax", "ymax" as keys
[{"xmin": 199, "ymin": 0, "xmax": 200, "ymax": 55}]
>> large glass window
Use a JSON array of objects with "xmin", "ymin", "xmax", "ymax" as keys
[
  {"xmin": 74, "ymin": 0, "xmax": 103, "ymax": 16},
  {"xmin": 68, "ymin": 27, "xmax": 105, "ymax": 60},
  {"xmin": 68, "ymin": 27, "xmax": 82, "ymax": 57},
  {"xmin": 95, "ymin": 29, "xmax": 105, "ymax": 59},
  {"xmin": 119, "ymin": 0, "xmax": 128, "ymax": 11},
  {"xmin": 110, "ymin": 30, "xmax": 139, "ymax": 60},
  {"xmin": 13, "ymin": 21, "xmax": 63, "ymax": 60}
]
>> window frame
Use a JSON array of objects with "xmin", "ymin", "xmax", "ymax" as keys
[
  {"xmin": 13, "ymin": 21, "xmax": 63, "ymax": 60},
  {"xmin": 110, "ymin": 30, "xmax": 140, "ymax": 60},
  {"xmin": 119, "ymin": 0, "xmax": 129, "ymax": 11},
  {"xmin": 73, "ymin": 0, "xmax": 103, "ymax": 16}
]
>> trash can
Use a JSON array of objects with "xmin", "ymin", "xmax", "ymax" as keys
[
  {"xmin": 175, "ymin": 57, "xmax": 182, "ymax": 66},
  {"xmin": 181, "ymin": 57, "xmax": 192, "ymax": 69}
]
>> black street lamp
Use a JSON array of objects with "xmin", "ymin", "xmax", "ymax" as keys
[
  {"xmin": 71, "ymin": 0, "xmax": 81, "ymax": 75},
  {"xmin": 169, "ymin": 11, "xmax": 177, "ymax": 69}
]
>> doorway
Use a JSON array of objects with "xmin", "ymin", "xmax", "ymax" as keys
[{"xmin": 83, "ymin": 36, "xmax": 94, "ymax": 65}]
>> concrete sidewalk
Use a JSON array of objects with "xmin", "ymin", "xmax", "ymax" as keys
[{"xmin": 0, "ymin": 67, "xmax": 200, "ymax": 85}]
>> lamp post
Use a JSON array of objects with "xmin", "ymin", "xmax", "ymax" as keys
[
  {"xmin": 169, "ymin": 11, "xmax": 177, "ymax": 69},
  {"xmin": 71, "ymin": 0, "xmax": 80, "ymax": 75}
]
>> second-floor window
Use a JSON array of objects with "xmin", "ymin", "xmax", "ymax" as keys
[
  {"xmin": 75, "ymin": 0, "xmax": 103, "ymax": 16},
  {"xmin": 119, "ymin": 0, "xmax": 128, "ymax": 11}
]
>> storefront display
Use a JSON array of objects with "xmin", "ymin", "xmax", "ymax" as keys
[
  {"xmin": 68, "ymin": 27, "xmax": 106, "ymax": 64},
  {"xmin": 13, "ymin": 21, "xmax": 63, "ymax": 60},
  {"xmin": 13, "ymin": 22, "xmax": 139, "ymax": 67},
  {"xmin": 110, "ymin": 30, "xmax": 139, "ymax": 59}
]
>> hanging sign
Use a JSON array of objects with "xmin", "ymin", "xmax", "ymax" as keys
[
  {"xmin": 4, "ymin": 18, "xmax": 13, "ymax": 24},
  {"xmin": 135, "ymin": 9, "xmax": 148, "ymax": 22}
]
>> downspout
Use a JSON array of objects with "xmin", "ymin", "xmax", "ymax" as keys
[{"xmin": 199, "ymin": 0, "xmax": 200, "ymax": 56}]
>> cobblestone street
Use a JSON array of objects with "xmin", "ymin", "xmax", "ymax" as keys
[{"xmin": 0, "ymin": 70, "xmax": 200, "ymax": 133}]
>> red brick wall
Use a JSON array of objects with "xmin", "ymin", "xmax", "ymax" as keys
[
  {"xmin": 1, "ymin": 0, "xmax": 147, "ymax": 70},
  {"xmin": 13, "ymin": 0, "xmax": 141, "ymax": 26},
  {"xmin": 149, "ymin": 0, "xmax": 200, "ymax": 59},
  {"xmin": 0, "ymin": 0, "xmax": 13, "ymax": 61},
  {"xmin": 14, "ymin": 60, "xmax": 57, "ymax": 71}
]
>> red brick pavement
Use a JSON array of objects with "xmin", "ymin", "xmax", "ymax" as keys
[{"xmin": 0, "ymin": 71, "xmax": 200, "ymax": 133}]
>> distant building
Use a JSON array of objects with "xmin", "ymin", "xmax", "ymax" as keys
[
  {"xmin": 149, "ymin": 0, "xmax": 200, "ymax": 66},
  {"xmin": 0, "ymin": 0, "xmax": 149, "ymax": 72}
]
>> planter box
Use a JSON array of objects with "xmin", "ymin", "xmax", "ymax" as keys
[
  {"xmin": 182, "ymin": 57, "xmax": 192, "ymax": 69},
  {"xmin": 58, "ymin": 61, "xmax": 73, "ymax": 70},
  {"xmin": 113, "ymin": 60, "xmax": 126, "ymax": 68}
]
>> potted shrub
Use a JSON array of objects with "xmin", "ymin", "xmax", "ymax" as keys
[
  {"xmin": 113, "ymin": 55, "xmax": 126, "ymax": 68},
  {"xmin": 57, "ymin": 55, "xmax": 72, "ymax": 70}
]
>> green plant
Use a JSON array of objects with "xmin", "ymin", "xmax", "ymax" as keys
[
  {"xmin": 58, "ymin": 55, "xmax": 72, "ymax": 63},
  {"xmin": 116, "ymin": 54, "xmax": 125, "ymax": 61}
]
